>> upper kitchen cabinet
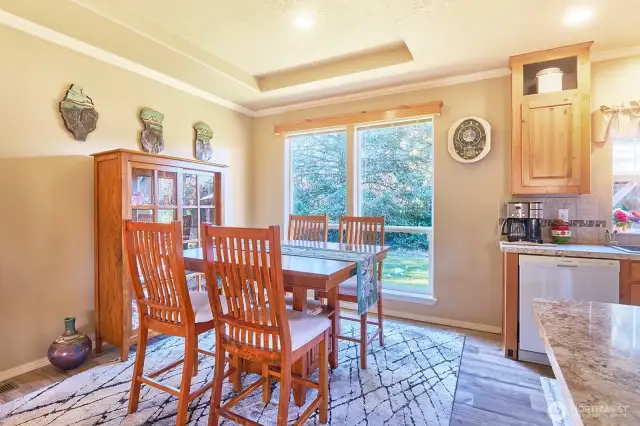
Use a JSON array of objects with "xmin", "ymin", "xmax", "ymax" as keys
[{"xmin": 510, "ymin": 42, "xmax": 592, "ymax": 195}]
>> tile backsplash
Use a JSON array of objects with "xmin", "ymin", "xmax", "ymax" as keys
[{"xmin": 499, "ymin": 198, "xmax": 608, "ymax": 244}]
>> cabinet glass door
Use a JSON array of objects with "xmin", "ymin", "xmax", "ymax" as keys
[
  {"xmin": 158, "ymin": 171, "xmax": 177, "ymax": 207},
  {"xmin": 131, "ymin": 168, "xmax": 154, "ymax": 207},
  {"xmin": 180, "ymin": 172, "xmax": 216, "ymax": 249},
  {"xmin": 132, "ymin": 209, "xmax": 154, "ymax": 222}
]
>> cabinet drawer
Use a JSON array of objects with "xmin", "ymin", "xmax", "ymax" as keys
[
  {"xmin": 631, "ymin": 285, "xmax": 640, "ymax": 306},
  {"xmin": 630, "ymin": 262, "xmax": 640, "ymax": 282}
]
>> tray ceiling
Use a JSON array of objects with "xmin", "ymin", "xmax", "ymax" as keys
[{"xmin": 2, "ymin": 0, "xmax": 640, "ymax": 114}]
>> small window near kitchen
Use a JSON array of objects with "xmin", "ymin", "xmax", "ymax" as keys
[{"xmin": 612, "ymin": 138, "xmax": 640, "ymax": 232}]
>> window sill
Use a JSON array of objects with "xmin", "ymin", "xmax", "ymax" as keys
[
  {"xmin": 340, "ymin": 289, "xmax": 437, "ymax": 311},
  {"xmin": 382, "ymin": 289, "xmax": 437, "ymax": 305},
  {"xmin": 612, "ymin": 229, "xmax": 640, "ymax": 235}
]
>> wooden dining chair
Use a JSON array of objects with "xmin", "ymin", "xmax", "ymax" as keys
[
  {"xmin": 202, "ymin": 224, "xmax": 331, "ymax": 426},
  {"xmin": 337, "ymin": 216, "xmax": 385, "ymax": 369},
  {"xmin": 288, "ymin": 214, "xmax": 328, "ymax": 242},
  {"xmin": 286, "ymin": 214, "xmax": 329, "ymax": 312},
  {"xmin": 124, "ymin": 220, "xmax": 224, "ymax": 425}
]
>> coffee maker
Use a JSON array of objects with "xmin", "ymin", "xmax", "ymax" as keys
[
  {"xmin": 528, "ymin": 201, "xmax": 544, "ymax": 244},
  {"xmin": 502, "ymin": 202, "xmax": 529, "ymax": 242}
]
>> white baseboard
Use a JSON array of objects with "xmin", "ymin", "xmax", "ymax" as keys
[
  {"xmin": 0, "ymin": 357, "xmax": 50, "ymax": 383},
  {"xmin": 341, "ymin": 302, "xmax": 502, "ymax": 334}
]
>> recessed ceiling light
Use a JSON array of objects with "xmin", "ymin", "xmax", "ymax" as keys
[
  {"xmin": 293, "ymin": 13, "xmax": 315, "ymax": 29},
  {"xmin": 563, "ymin": 6, "xmax": 594, "ymax": 26}
]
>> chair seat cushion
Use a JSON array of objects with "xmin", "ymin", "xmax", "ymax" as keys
[
  {"xmin": 287, "ymin": 310, "xmax": 331, "ymax": 352},
  {"xmin": 339, "ymin": 277, "xmax": 358, "ymax": 296},
  {"xmin": 189, "ymin": 291, "xmax": 227, "ymax": 323}
]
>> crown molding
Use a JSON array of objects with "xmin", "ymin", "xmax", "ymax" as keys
[
  {"xmin": 252, "ymin": 68, "xmax": 511, "ymax": 117},
  {"xmin": 0, "ymin": 9, "xmax": 256, "ymax": 117},
  {"xmin": 3, "ymin": 7, "xmax": 640, "ymax": 120},
  {"xmin": 591, "ymin": 45, "xmax": 640, "ymax": 63},
  {"xmin": 253, "ymin": 44, "xmax": 640, "ymax": 117}
]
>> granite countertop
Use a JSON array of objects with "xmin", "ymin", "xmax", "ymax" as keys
[
  {"xmin": 499, "ymin": 242, "xmax": 640, "ymax": 260},
  {"xmin": 533, "ymin": 298, "xmax": 640, "ymax": 426}
]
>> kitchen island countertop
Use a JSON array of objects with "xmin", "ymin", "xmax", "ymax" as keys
[{"xmin": 534, "ymin": 298, "xmax": 640, "ymax": 425}]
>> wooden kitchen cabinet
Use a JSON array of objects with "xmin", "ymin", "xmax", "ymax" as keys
[
  {"xmin": 510, "ymin": 42, "xmax": 592, "ymax": 195},
  {"xmin": 619, "ymin": 260, "xmax": 640, "ymax": 305},
  {"xmin": 502, "ymin": 252, "xmax": 519, "ymax": 359}
]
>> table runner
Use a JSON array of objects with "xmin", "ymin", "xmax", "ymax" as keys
[{"xmin": 280, "ymin": 244, "xmax": 378, "ymax": 315}]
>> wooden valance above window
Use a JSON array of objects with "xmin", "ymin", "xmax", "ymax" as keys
[
  {"xmin": 273, "ymin": 101, "xmax": 443, "ymax": 135},
  {"xmin": 592, "ymin": 101, "xmax": 640, "ymax": 143}
]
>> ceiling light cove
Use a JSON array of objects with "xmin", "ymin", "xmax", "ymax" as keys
[
  {"xmin": 293, "ymin": 13, "xmax": 315, "ymax": 29},
  {"xmin": 563, "ymin": 5, "xmax": 594, "ymax": 26}
]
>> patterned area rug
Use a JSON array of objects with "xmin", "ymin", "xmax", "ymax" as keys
[{"xmin": 0, "ymin": 319, "xmax": 464, "ymax": 425}]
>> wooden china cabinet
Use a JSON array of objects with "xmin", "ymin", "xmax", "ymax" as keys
[{"xmin": 92, "ymin": 149, "xmax": 226, "ymax": 361}]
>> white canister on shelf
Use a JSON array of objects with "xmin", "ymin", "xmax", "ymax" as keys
[{"xmin": 536, "ymin": 67, "xmax": 563, "ymax": 93}]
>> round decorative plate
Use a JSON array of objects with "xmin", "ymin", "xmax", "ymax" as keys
[{"xmin": 447, "ymin": 116, "xmax": 491, "ymax": 163}]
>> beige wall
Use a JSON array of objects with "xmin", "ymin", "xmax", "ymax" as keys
[
  {"xmin": 252, "ymin": 77, "xmax": 512, "ymax": 329},
  {"xmin": 0, "ymin": 27, "xmax": 253, "ymax": 371},
  {"xmin": 252, "ymin": 54, "xmax": 640, "ymax": 329}
]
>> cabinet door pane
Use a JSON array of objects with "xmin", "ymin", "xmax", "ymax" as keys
[
  {"xmin": 200, "ymin": 208, "xmax": 214, "ymax": 226},
  {"xmin": 183, "ymin": 173, "xmax": 197, "ymax": 206},
  {"xmin": 199, "ymin": 175, "xmax": 214, "ymax": 206},
  {"xmin": 158, "ymin": 171, "xmax": 177, "ymax": 206},
  {"xmin": 132, "ymin": 209, "xmax": 154, "ymax": 222},
  {"xmin": 157, "ymin": 209, "xmax": 176, "ymax": 223},
  {"xmin": 132, "ymin": 169, "xmax": 154, "ymax": 206},
  {"xmin": 183, "ymin": 208, "xmax": 198, "ymax": 240}
]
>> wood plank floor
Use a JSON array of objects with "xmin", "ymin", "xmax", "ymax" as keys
[{"xmin": 0, "ymin": 320, "xmax": 554, "ymax": 425}]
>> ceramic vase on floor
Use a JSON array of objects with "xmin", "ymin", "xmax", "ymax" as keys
[{"xmin": 47, "ymin": 317, "xmax": 92, "ymax": 370}]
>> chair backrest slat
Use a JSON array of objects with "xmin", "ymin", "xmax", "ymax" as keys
[
  {"xmin": 202, "ymin": 225, "xmax": 290, "ymax": 356},
  {"xmin": 124, "ymin": 220, "xmax": 193, "ymax": 326},
  {"xmin": 288, "ymin": 214, "xmax": 328, "ymax": 242},
  {"xmin": 339, "ymin": 216, "xmax": 386, "ymax": 281}
]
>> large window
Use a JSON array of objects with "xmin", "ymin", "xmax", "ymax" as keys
[
  {"xmin": 289, "ymin": 129, "xmax": 347, "ymax": 224},
  {"xmin": 286, "ymin": 118, "xmax": 434, "ymax": 296},
  {"xmin": 358, "ymin": 121, "xmax": 433, "ymax": 294},
  {"xmin": 613, "ymin": 138, "xmax": 640, "ymax": 232}
]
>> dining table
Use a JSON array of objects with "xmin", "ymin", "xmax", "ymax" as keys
[{"xmin": 183, "ymin": 239, "xmax": 390, "ymax": 406}]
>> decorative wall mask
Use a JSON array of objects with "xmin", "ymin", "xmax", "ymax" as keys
[
  {"xmin": 139, "ymin": 108, "xmax": 165, "ymax": 154},
  {"xmin": 59, "ymin": 85, "xmax": 99, "ymax": 142},
  {"xmin": 194, "ymin": 121, "xmax": 213, "ymax": 161},
  {"xmin": 448, "ymin": 116, "xmax": 491, "ymax": 163}
]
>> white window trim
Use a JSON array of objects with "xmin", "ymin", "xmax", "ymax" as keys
[{"xmin": 284, "ymin": 117, "xmax": 435, "ymax": 300}]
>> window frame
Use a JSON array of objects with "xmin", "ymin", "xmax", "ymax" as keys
[
  {"xmin": 612, "ymin": 137, "xmax": 640, "ymax": 234},
  {"xmin": 284, "ymin": 117, "xmax": 435, "ymax": 301}
]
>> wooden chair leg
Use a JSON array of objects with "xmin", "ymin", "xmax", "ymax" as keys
[
  {"xmin": 277, "ymin": 368, "xmax": 292, "ymax": 426},
  {"xmin": 208, "ymin": 343, "xmax": 225, "ymax": 426},
  {"xmin": 262, "ymin": 363, "xmax": 271, "ymax": 404},
  {"xmin": 232, "ymin": 356, "xmax": 242, "ymax": 392},
  {"xmin": 193, "ymin": 346, "xmax": 199, "ymax": 376},
  {"xmin": 176, "ymin": 335, "xmax": 196, "ymax": 425},
  {"xmin": 128, "ymin": 324, "xmax": 148, "ymax": 414},
  {"xmin": 319, "ymin": 331, "xmax": 329, "ymax": 424},
  {"xmin": 377, "ymin": 295, "xmax": 384, "ymax": 346},
  {"xmin": 120, "ymin": 343, "xmax": 130, "ymax": 362},
  {"xmin": 360, "ymin": 312, "xmax": 367, "ymax": 369}
]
